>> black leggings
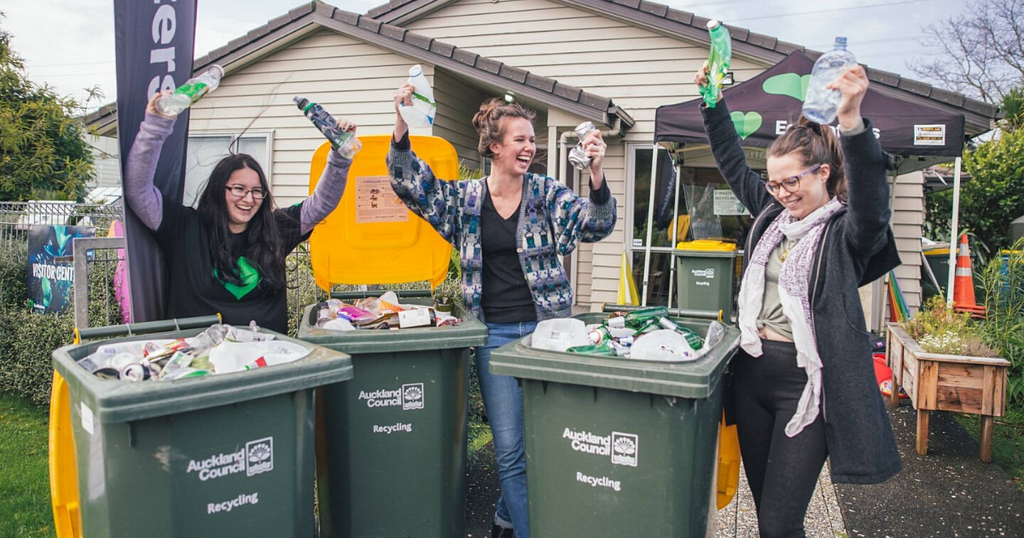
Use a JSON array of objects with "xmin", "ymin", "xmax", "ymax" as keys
[{"xmin": 731, "ymin": 339, "xmax": 828, "ymax": 538}]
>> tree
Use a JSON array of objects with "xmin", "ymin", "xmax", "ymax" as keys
[
  {"xmin": 0, "ymin": 17, "xmax": 92, "ymax": 201},
  {"xmin": 925, "ymin": 127, "xmax": 1024, "ymax": 260},
  {"xmin": 909, "ymin": 0, "xmax": 1024, "ymax": 105}
]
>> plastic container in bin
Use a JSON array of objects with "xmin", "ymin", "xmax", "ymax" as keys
[
  {"xmin": 489, "ymin": 310, "xmax": 740, "ymax": 537},
  {"xmin": 297, "ymin": 290, "xmax": 488, "ymax": 538},
  {"xmin": 49, "ymin": 318, "xmax": 353, "ymax": 538},
  {"xmin": 674, "ymin": 240, "xmax": 737, "ymax": 321}
]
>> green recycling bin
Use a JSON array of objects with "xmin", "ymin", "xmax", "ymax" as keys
[
  {"xmin": 674, "ymin": 240, "xmax": 738, "ymax": 321},
  {"xmin": 923, "ymin": 247, "xmax": 951, "ymax": 301},
  {"xmin": 51, "ymin": 321, "xmax": 353, "ymax": 538},
  {"xmin": 489, "ymin": 311, "xmax": 740, "ymax": 538},
  {"xmin": 297, "ymin": 290, "xmax": 488, "ymax": 538}
]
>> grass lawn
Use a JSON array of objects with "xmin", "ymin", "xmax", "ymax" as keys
[
  {"xmin": 0, "ymin": 392, "xmax": 55, "ymax": 537},
  {"xmin": 955, "ymin": 404, "xmax": 1024, "ymax": 492}
]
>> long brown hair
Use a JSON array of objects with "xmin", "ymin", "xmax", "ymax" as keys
[
  {"xmin": 767, "ymin": 116, "xmax": 847, "ymax": 202},
  {"xmin": 472, "ymin": 98, "xmax": 536, "ymax": 158}
]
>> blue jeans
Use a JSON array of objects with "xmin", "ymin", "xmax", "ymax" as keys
[{"xmin": 476, "ymin": 320, "xmax": 537, "ymax": 538}]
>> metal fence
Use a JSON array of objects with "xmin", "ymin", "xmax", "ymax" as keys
[{"xmin": 0, "ymin": 201, "xmax": 340, "ymax": 335}]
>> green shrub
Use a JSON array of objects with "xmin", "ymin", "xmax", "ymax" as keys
[
  {"xmin": 0, "ymin": 306, "xmax": 74, "ymax": 406},
  {"xmin": 979, "ymin": 238, "xmax": 1024, "ymax": 407},
  {"xmin": 0, "ymin": 241, "xmax": 28, "ymax": 308}
]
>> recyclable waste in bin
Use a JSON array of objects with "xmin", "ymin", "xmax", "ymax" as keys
[
  {"xmin": 490, "ymin": 308, "xmax": 740, "ymax": 537},
  {"xmin": 50, "ymin": 318, "xmax": 353, "ymax": 538},
  {"xmin": 298, "ymin": 290, "xmax": 487, "ymax": 538}
]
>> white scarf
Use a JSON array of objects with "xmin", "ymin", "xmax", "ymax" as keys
[{"xmin": 737, "ymin": 198, "xmax": 842, "ymax": 437}]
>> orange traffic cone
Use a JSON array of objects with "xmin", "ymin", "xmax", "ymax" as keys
[{"xmin": 953, "ymin": 234, "xmax": 982, "ymax": 315}]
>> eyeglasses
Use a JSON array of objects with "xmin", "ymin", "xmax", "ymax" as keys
[
  {"xmin": 765, "ymin": 163, "xmax": 822, "ymax": 194},
  {"xmin": 225, "ymin": 185, "xmax": 265, "ymax": 200}
]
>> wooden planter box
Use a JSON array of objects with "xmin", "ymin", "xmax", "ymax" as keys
[{"xmin": 886, "ymin": 323, "xmax": 1010, "ymax": 462}]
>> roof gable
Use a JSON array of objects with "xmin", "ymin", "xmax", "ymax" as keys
[
  {"xmin": 86, "ymin": 1, "xmax": 633, "ymax": 133},
  {"xmin": 367, "ymin": 0, "xmax": 998, "ymax": 134}
]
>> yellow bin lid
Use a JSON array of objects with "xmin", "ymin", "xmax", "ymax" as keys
[
  {"xmin": 308, "ymin": 135, "xmax": 457, "ymax": 290},
  {"xmin": 923, "ymin": 248, "xmax": 950, "ymax": 256},
  {"xmin": 675, "ymin": 239, "xmax": 737, "ymax": 251}
]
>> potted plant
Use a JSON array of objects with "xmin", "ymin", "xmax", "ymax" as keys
[{"xmin": 432, "ymin": 277, "xmax": 460, "ymax": 314}]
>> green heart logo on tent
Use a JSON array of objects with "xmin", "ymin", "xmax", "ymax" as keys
[
  {"xmin": 730, "ymin": 111, "xmax": 763, "ymax": 139},
  {"xmin": 217, "ymin": 257, "xmax": 260, "ymax": 299},
  {"xmin": 763, "ymin": 73, "xmax": 810, "ymax": 102}
]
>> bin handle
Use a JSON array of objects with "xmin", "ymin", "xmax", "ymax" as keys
[
  {"xmin": 76, "ymin": 314, "xmax": 222, "ymax": 343},
  {"xmin": 600, "ymin": 303, "xmax": 723, "ymax": 320},
  {"xmin": 49, "ymin": 370, "xmax": 81, "ymax": 538}
]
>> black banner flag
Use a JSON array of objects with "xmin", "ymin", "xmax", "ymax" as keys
[{"xmin": 113, "ymin": 0, "xmax": 197, "ymax": 322}]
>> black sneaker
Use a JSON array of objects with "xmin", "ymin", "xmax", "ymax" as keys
[{"xmin": 491, "ymin": 523, "xmax": 514, "ymax": 538}]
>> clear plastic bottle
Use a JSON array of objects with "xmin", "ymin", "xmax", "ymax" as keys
[
  {"xmin": 568, "ymin": 121, "xmax": 597, "ymax": 170},
  {"xmin": 398, "ymin": 65, "xmax": 436, "ymax": 128},
  {"xmin": 802, "ymin": 37, "xmax": 857, "ymax": 125},
  {"xmin": 293, "ymin": 96, "xmax": 359, "ymax": 159},
  {"xmin": 700, "ymin": 19, "xmax": 732, "ymax": 108},
  {"xmin": 155, "ymin": 64, "xmax": 224, "ymax": 116}
]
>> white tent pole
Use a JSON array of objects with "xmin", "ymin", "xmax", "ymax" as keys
[
  {"xmin": 666, "ymin": 161, "xmax": 683, "ymax": 309},
  {"xmin": 640, "ymin": 144, "xmax": 660, "ymax": 307},
  {"xmin": 946, "ymin": 156, "xmax": 962, "ymax": 306}
]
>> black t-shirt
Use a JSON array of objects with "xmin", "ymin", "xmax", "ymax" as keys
[
  {"xmin": 480, "ymin": 190, "xmax": 537, "ymax": 323},
  {"xmin": 152, "ymin": 202, "xmax": 309, "ymax": 333}
]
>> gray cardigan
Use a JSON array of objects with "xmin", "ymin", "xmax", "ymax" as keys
[{"xmin": 703, "ymin": 101, "xmax": 902, "ymax": 485}]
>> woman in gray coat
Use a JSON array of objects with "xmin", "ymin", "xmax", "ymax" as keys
[{"xmin": 696, "ymin": 63, "xmax": 901, "ymax": 537}]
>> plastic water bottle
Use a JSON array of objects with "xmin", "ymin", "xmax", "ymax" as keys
[
  {"xmin": 700, "ymin": 20, "xmax": 731, "ymax": 108},
  {"xmin": 398, "ymin": 65, "xmax": 436, "ymax": 128},
  {"xmin": 802, "ymin": 37, "xmax": 857, "ymax": 124},
  {"xmin": 294, "ymin": 97, "xmax": 359, "ymax": 159},
  {"xmin": 155, "ymin": 65, "xmax": 224, "ymax": 116}
]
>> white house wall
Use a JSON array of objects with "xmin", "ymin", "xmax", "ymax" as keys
[
  {"xmin": 188, "ymin": 29, "xmax": 437, "ymax": 203},
  {"xmin": 399, "ymin": 0, "xmax": 770, "ymax": 309}
]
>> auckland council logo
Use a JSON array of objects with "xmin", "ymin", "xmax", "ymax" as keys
[{"xmin": 246, "ymin": 437, "xmax": 274, "ymax": 476}]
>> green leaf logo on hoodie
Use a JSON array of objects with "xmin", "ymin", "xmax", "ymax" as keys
[
  {"xmin": 730, "ymin": 111, "xmax": 763, "ymax": 139},
  {"xmin": 763, "ymin": 73, "xmax": 810, "ymax": 102},
  {"xmin": 216, "ymin": 257, "xmax": 260, "ymax": 300}
]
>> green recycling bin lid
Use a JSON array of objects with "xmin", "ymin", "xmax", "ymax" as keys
[
  {"xmin": 490, "ymin": 313, "xmax": 740, "ymax": 399},
  {"xmin": 297, "ymin": 299, "xmax": 487, "ymax": 354},
  {"xmin": 53, "ymin": 328, "xmax": 353, "ymax": 424}
]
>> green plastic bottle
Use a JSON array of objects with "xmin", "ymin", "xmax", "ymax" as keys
[
  {"xmin": 623, "ymin": 307, "xmax": 670, "ymax": 329},
  {"xmin": 566, "ymin": 342, "xmax": 618, "ymax": 357},
  {"xmin": 700, "ymin": 20, "xmax": 732, "ymax": 108}
]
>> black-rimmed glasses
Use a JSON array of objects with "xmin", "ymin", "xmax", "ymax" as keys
[
  {"xmin": 765, "ymin": 163, "xmax": 822, "ymax": 194},
  {"xmin": 225, "ymin": 185, "xmax": 266, "ymax": 200}
]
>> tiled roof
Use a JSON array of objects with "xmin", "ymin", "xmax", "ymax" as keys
[
  {"xmin": 85, "ymin": 1, "xmax": 633, "ymax": 133},
  {"xmin": 367, "ymin": 0, "xmax": 999, "ymax": 133}
]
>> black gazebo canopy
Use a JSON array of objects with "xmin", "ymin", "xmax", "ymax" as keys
[{"xmin": 655, "ymin": 52, "xmax": 966, "ymax": 158}]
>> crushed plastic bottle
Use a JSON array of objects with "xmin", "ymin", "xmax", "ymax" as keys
[
  {"xmin": 802, "ymin": 37, "xmax": 857, "ymax": 125},
  {"xmin": 155, "ymin": 65, "xmax": 224, "ymax": 116},
  {"xmin": 294, "ymin": 96, "xmax": 360, "ymax": 159},
  {"xmin": 700, "ymin": 20, "xmax": 732, "ymax": 108}
]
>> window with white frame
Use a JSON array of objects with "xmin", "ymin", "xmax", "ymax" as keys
[
  {"xmin": 626, "ymin": 144, "xmax": 755, "ymax": 307},
  {"xmin": 184, "ymin": 133, "xmax": 272, "ymax": 207}
]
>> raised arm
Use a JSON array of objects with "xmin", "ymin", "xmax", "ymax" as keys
[
  {"xmin": 299, "ymin": 118, "xmax": 357, "ymax": 235},
  {"xmin": 386, "ymin": 133, "xmax": 462, "ymax": 244},
  {"xmin": 124, "ymin": 92, "xmax": 174, "ymax": 231},
  {"xmin": 694, "ymin": 66, "xmax": 775, "ymax": 215},
  {"xmin": 831, "ymin": 65, "xmax": 891, "ymax": 256}
]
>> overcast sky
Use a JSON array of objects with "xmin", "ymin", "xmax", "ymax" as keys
[{"xmin": 3, "ymin": 0, "xmax": 967, "ymax": 112}]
